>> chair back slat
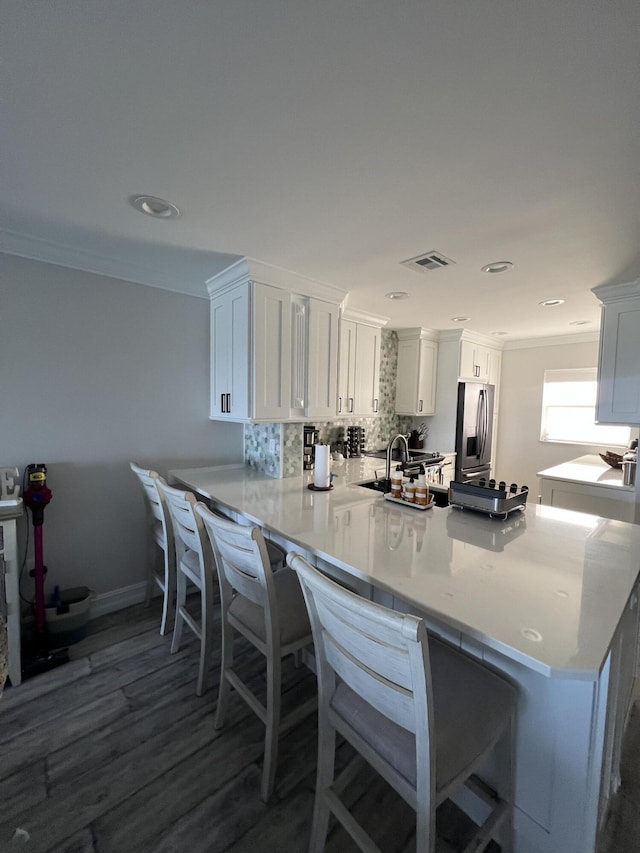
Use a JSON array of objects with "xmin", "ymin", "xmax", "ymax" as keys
[
  {"xmin": 324, "ymin": 632, "xmax": 418, "ymax": 732},
  {"xmin": 289, "ymin": 553, "xmax": 431, "ymax": 736},
  {"xmin": 130, "ymin": 462, "xmax": 165, "ymax": 525},
  {"xmin": 313, "ymin": 591, "xmax": 415, "ymax": 691},
  {"xmin": 196, "ymin": 507, "xmax": 272, "ymax": 609},
  {"xmin": 155, "ymin": 483, "xmax": 216, "ymax": 589}
]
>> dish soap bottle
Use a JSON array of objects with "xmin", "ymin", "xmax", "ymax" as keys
[
  {"xmin": 391, "ymin": 466, "xmax": 403, "ymax": 499},
  {"xmin": 415, "ymin": 465, "xmax": 429, "ymax": 507}
]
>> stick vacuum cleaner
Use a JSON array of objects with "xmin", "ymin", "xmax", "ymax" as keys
[{"xmin": 22, "ymin": 463, "xmax": 69, "ymax": 679}]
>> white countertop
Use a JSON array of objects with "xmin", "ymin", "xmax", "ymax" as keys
[
  {"xmin": 537, "ymin": 454, "xmax": 634, "ymax": 491},
  {"xmin": 170, "ymin": 459, "xmax": 640, "ymax": 681}
]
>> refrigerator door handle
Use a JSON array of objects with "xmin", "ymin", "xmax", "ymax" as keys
[
  {"xmin": 475, "ymin": 394, "xmax": 482, "ymax": 459},
  {"xmin": 478, "ymin": 389, "xmax": 486, "ymax": 458}
]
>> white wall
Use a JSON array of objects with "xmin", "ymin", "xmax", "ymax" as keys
[
  {"xmin": 1, "ymin": 254, "xmax": 243, "ymax": 601},
  {"xmin": 496, "ymin": 336, "xmax": 620, "ymax": 495}
]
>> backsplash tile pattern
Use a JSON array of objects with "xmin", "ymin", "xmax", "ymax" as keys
[
  {"xmin": 243, "ymin": 329, "xmax": 413, "ymax": 477},
  {"xmin": 282, "ymin": 423, "xmax": 303, "ymax": 478},
  {"xmin": 244, "ymin": 422, "xmax": 282, "ymax": 478}
]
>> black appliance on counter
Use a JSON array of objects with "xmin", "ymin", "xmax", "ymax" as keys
[
  {"xmin": 455, "ymin": 382, "xmax": 494, "ymax": 483},
  {"xmin": 303, "ymin": 425, "xmax": 318, "ymax": 470}
]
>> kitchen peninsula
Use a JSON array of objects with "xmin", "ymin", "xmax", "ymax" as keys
[
  {"xmin": 169, "ymin": 459, "xmax": 640, "ymax": 853},
  {"xmin": 538, "ymin": 454, "xmax": 636, "ymax": 523}
]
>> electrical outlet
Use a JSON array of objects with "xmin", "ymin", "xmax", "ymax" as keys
[{"xmin": 269, "ymin": 439, "xmax": 278, "ymax": 454}]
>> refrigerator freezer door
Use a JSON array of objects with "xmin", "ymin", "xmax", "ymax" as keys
[{"xmin": 455, "ymin": 382, "xmax": 494, "ymax": 475}]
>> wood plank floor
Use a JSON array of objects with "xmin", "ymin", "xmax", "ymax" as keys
[{"xmin": 1, "ymin": 599, "xmax": 639, "ymax": 853}]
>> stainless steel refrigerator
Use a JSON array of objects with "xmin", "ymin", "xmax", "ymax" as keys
[{"xmin": 455, "ymin": 382, "xmax": 494, "ymax": 483}]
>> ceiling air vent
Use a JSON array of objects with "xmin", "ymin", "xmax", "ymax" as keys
[{"xmin": 401, "ymin": 251, "xmax": 455, "ymax": 274}]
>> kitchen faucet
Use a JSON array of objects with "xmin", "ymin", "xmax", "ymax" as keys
[{"xmin": 385, "ymin": 433, "xmax": 410, "ymax": 486}]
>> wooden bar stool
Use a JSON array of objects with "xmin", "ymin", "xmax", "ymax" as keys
[
  {"xmin": 156, "ymin": 481, "xmax": 218, "ymax": 696},
  {"xmin": 129, "ymin": 463, "xmax": 176, "ymax": 637},
  {"xmin": 196, "ymin": 504, "xmax": 315, "ymax": 802},
  {"xmin": 289, "ymin": 552, "xmax": 517, "ymax": 853}
]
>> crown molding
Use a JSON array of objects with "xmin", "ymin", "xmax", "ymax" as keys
[
  {"xmin": 435, "ymin": 328, "xmax": 504, "ymax": 349},
  {"xmin": 0, "ymin": 228, "xmax": 208, "ymax": 297},
  {"xmin": 502, "ymin": 330, "xmax": 600, "ymax": 350},
  {"xmin": 395, "ymin": 327, "xmax": 438, "ymax": 342},
  {"xmin": 341, "ymin": 306, "xmax": 389, "ymax": 327},
  {"xmin": 206, "ymin": 256, "xmax": 348, "ymax": 304},
  {"xmin": 592, "ymin": 279, "xmax": 640, "ymax": 303}
]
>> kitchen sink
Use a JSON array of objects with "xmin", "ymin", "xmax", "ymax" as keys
[
  {"xmin": 356, "ymin": 478, "xmax": 390, "ymax": 493},
  {"xmin": 355, "ymin": 479, "xmax": 449, "ymax": 507}
]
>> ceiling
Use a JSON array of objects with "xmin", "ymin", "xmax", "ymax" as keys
[{"xmin": 2, "ymin": 1, "xmax": 639, "ymax": 341}]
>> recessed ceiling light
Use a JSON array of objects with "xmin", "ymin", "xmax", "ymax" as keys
[
  {"xmin": 492, "ymin": 331, "xmax": 508, "ymax": 336},
  {"xmin": 450, "ymin": 316, "xmax": 470, "ymax": 322},
  {"xmin": 131, "ymin": 195, "xmax": 180, "ymax": 219},
  {"xmin": 539, "ymin": 299, "xmax": 565, "ymax": 307},
  {"xmin": 481, "ymin": 261, "xmax": 513, "ymax": 274},
  {"xmin": 385, "ymin": 291, "xmax": 409, "ymax": 300},
  {"xmin": 569, "ymin": 320, "xmax": 591, "ymax": 326}
]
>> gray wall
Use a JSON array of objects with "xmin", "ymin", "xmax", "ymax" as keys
[{"xmin": 1, "ymin": 254, "xmax": 243, "ymax": 599}]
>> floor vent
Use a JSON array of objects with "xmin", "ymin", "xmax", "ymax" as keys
[{"xmin": 401, "ymin": 251, "xmax": 455, "ymax": 273}]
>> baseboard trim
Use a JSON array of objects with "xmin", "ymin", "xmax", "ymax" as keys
[{"xmin": 90, "ymin": 582, "xmax": 148, "ymax": 619}]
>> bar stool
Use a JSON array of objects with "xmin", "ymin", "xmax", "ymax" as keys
[
  {"xmin": 129, "ymin": 463, "xmax": 176, "ymax": 636},
  {"xmin": 288, "ymin": 552, "xmax": 518, "ymax": 853},
  {"xmin": 156, "ymin": 481, "xmax": 221, "ymax": 696},
  {"xmin": 196, "ymin": 504, "xmax": 315, "ymax": 802}
]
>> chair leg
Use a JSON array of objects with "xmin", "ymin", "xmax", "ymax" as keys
[
  {"xmin": 158, "ymin": 547, "xmax": 175, "ymax": 637},
  {"xmin": 170, "ymin": 570, "xmax": 187, "ymax": 654},
  {"xmin": 214, "ymin": 615, "xmax": 234, "ymax": 730},
  {"xmin": 144, "ymin": 539, "xmax": 155, "ymax": 609},
  {"xmin": 196, "ymin": 581, "xmax": 214, "ymax": 697},
  {"xmin": 415, "ymin": 806, "xmax": 436, "ymax": 853},
  {"xmin": 309, "ymin": 712, "xmax": 336, "ymax": 853},
  {"xmin": 497, "ymin": 716, "xmax": 515, "ymax": 853},
  {"xmin": 261, "ymin": 653, "xmax": 282, "ymax": 802}
]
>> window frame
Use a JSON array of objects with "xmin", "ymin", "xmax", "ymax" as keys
[{"xmin": 540, "ymin": 367, "xmax": 631, "ymax": 448}]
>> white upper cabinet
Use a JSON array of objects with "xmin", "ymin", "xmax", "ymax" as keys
[
  {"xmin": 305, "ymin": 297, "xmax": 340, "ymax": 419},
  {"xmin": 593, "ymin": 280, "xmax": 640, "ymax": 425},
  {"xmin": 337, "ymin": 319, "xmax": 357, "ymax": 416},
  {"xmin": 353, "ymin": 323, "xmax": 382, "ymax": 416},
  {"xmin": 337, "ymin": 312, "xmax": 387, "ymax": 417},
  {"xmin": 207, "ymin": 258, "xmax": 346, "ymax": 422},
  {"xmin": 210, "ymin": 283, "xmax": 250, "ymax": 420},
  {"xmin": 459, "ymin": 339, "xmax": 492, "ymax": 382},
  {"xmin": 395, "ymin": 329, "xmax": 438, "ymax": 416}
]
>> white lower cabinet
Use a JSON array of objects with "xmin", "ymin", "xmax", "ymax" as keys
[
  {"xmin": 395, "ymin": 329, "xmax": 438, "ymax": 416},
  {"xmin": 539, "ymin": 478, "xmax": 635, "ymax": 523}
]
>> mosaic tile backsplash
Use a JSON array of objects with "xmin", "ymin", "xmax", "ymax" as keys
[{"xmin": 244, "ymin": 329, "xmax": 414, "ymax": 478}]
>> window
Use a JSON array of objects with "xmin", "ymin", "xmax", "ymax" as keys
[{"xmin": 540, "ymin": 368, "xmax": 631, "ymax": 447}]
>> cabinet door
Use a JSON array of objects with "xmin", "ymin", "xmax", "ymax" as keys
[
  {"xmin": 338, "ymin": 320, "xmax": 357, "ymax": 415},
  {"xmin": 396, "ymin": 338, "xmax": 437, "ymax": 415},
  {"xmin": 395, "ymin": 339, "xmax": 420, "ymax": 414},
  {"xmin": 417, "ymin": 339, "xmax": 438, "ymax": 415},
  {"xmin": 459, "ymin": 340, "xmax": 477, "ymax": 381},
  {"xmin": 596, "ymin": 298, "xmax": 640, "ymax": 424},
  {"xmin": 252, "ymin": 284, "xmax": 291, "ymax": 420},
  {"xmin": 210, "ymin": 285, "xmax": 250, "ymax": 419},
  {"xmin": 307, "ymin": 299, "xmax": 339, "ymax": 418},
  {"xmin": 354, "ymin": 324, "xmax": 381, "ymax": 416}
]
